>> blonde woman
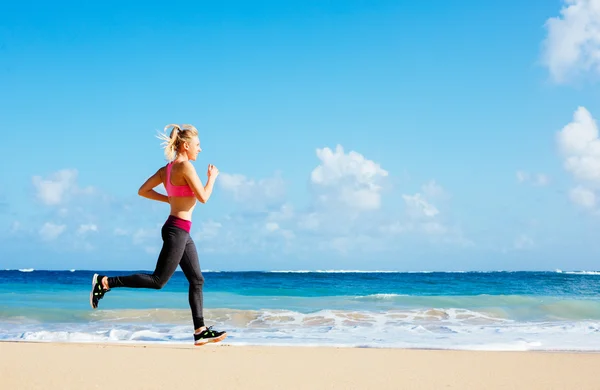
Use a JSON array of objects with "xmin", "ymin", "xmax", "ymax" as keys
[{"xmin": 89, "ymin": 124, "xmax": 226, "ymax": 346}]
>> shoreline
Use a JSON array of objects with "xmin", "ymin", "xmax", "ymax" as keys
[
  {"xmin": 3, "ymin": 339, "xmax": 600, "ymax": 354},
  {"xmin": 2, "ymin": 341, "xmax": 600, "ymax": 389}
]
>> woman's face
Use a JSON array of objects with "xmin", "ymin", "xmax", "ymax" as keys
[{"xmin": 184, "ymin": 136, "xmax": 201, "ymax": 161}]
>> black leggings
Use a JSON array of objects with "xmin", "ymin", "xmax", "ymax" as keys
[{"xmin": 106, "ymin": 221, "xmax": 205, "ymax": 329}]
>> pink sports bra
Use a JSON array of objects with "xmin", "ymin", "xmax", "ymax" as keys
[{"xmin": 165, "ymin": 162, "xmax": 195, "ymax": 197}]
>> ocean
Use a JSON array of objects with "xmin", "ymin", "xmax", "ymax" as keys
[{"xmin": 1, "ymin": 269, "xmax": 600, "ymax": 351}]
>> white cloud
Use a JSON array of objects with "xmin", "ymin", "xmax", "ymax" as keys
[
  {"xmin": 39, "ymin": 222, "xmax": 66, "ymax": 241},
  {"xmin": 219, "ymin": 172, "xmax": 285, "ymax": 206},
  {"xmin": 267, "ymin": 203, "xmax": 294, "ymax": 222},
  {"xmin": 569, "ymin": 186, "xmax": 597, "ymax": 208},
  {"xmin": 381, "ymin": 182, "xmax": 471, "ymax": 247},
  {"xmin": 191, "ymin": 220, "xmax": 227, "ymax": 253},
  {"xmin": 77, "ymin": 224, "xmax": 98, "ymax": 235},
  {"xmin": 557, "ymin": 107, "xmax": 600, "ymax": 211},
  {"xmin": 116, "ymin": 225, "xmax": 162, "ymax": 254},
  {"xmin": 402, "ymin": 181, "xmax": 448, "ymax": 219},
  {"xmin": 268, "ymin": 222, "xmax": 293, "ymax": 240},
  {"xmin": 188, "ymin": 211, "xmax": 296, "ymax": 255},
  {"xmin": 210, "ymin": 145, "xmax": 391, "ymax": 255},
  {"xmin": 194, "ymin": 220, "xmax": 222, "ymax": 240},
  {"xmin": 196, "ymin": 145, "xmax": 394, "ymax": 256},
  {"xmin": 32, "ymin": 169, "xmax": 94, "ymax": 206},
  {"xmin": 557, "ymin": 107, "xmax": 600, "ymax": 183},
  {"xmin": 310, "ymin": 145, "xmax": 388, "ymax": 211},
  {"xmin": 264, "ymin": 220, "xmax": 294, "ymax": 240},
  {"xmin": 541, "ymin": 0, "xmax": 600, "ymax": 83},
  {"xmin": 32, "ymin": 170, "xmax": 76, "ymax": 205},
  {"xmin": 402, "ymin": 193, "xmax": 439, "ymax": 218}
]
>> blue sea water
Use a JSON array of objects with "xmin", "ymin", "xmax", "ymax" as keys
[{"xmin": 1, "ymin": 269, "xmax": 600, "ymax": 351}]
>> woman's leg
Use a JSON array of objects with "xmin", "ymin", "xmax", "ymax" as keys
[
  {"xmin": 90, "ymin": 224, "xmax": 188, "ymax": 309},
  {"xmin": 178, "ymin": 235, "xmax": 205, "ymax": 331},
  {"xmin": 107, "ymin": 225, "xmax": 187, "ymax": 288},
  {"xmin": 178, "ymin": 235, "xmax": 227, "ymax": 345}
]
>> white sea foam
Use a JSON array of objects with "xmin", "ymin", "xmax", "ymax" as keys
[
  {"xmin": 354, "ymin": 293, "xmax": 407, "ymax": 300},
  {"xmin": 5, "ymin": 318, "xmax": 600, "ymax": 351},
  {"xmin": 18, "ymin": 268, "xmax": 34, "ymax": 272},
  {"xmin": 564, "ymin": 271, "xmax": 600, "ymax": 276},
  {"xmin": 2, "ymin": 308, "xmax": 600, "ymax": 351}
]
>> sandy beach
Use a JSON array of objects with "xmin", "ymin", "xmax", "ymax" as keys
[{"xmin": 1, "ymin": 342, "xmax": 599, "ymax": 390}]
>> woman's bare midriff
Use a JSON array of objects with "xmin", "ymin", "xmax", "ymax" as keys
[
  {"xmin": 168, "ymin": 196, "xmax": 197, "ymax": 221},
  {"xmin": 161, "ymin": 164, "xmax": 198, "ymax": 221}
]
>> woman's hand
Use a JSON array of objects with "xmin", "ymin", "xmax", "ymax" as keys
[{"xmin": 207, "ymin": 164, "xmax": 219, "ymax": 180}]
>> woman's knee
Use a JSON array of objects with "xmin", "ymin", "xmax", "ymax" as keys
[
  {"xmin": 152, "ymin": 275, "xmax": 168, "ymax": 289},
  {"xmin": 191, "ymin": 273, "xmax": 204, "ymax": 287}
]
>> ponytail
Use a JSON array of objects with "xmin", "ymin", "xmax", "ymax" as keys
[{"xmin": 156, "ymin": 123, "xmax": 199, "ymax": 161}]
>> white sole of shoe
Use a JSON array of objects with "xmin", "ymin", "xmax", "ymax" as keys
[
  {"xmin": 194, "ymin": 333, "xmax": 227, "ymax": 346},
  {"xmin": 89, "ymin": 273, "xmax": 99, "ymax": 309}
]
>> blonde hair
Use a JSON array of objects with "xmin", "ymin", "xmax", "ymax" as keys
[{"xmin": 157, "ymin": 124, "xmax": 199, "ymax": 161}]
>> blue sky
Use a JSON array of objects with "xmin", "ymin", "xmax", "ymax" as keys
[{"xmin": 2, "ymin": 0, "xmax": 600, "ymax": 271}]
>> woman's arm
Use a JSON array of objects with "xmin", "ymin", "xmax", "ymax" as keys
[
  {"xmin": 138, "ymin": 167, "xmax": 169, "ymax": 203},
  {"xmin": 182, "ymin": 161, "xmax": 217, "ymax": 204}
]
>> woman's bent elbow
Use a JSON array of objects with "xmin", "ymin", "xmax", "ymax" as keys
[
  {"xmin": 196, "ymin": 193, "xmax": 208, "ymax": 203},
  {"xmin": 138, "ymin": 188, "xmax": 150, "ymax": 198}
]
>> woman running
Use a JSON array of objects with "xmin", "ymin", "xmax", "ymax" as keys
[{"xmin": 89, "ymin": 123, "xmax": 227, "ymax": 346}]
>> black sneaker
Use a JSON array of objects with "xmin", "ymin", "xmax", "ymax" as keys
[
  {"xmin": 89, "ymin": 273, "xmax": 109, "ymax": 309},
  {"xmin": 194, "ymin": 326, "xmax": 227, "ymax": 346}
]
